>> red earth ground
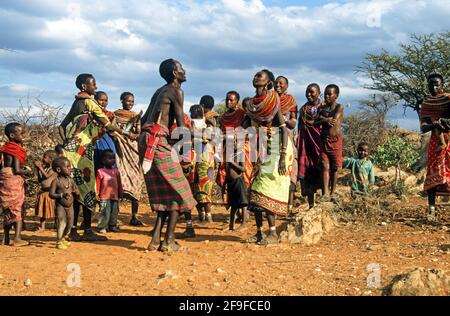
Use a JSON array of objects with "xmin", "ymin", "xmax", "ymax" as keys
[{"xmin": 0, "ymin": 194, "xmax": 449, "ymax": 296}]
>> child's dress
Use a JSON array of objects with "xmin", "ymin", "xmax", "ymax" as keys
[{"xmin": 35, "ymin": 167, "xmax": 56, "ymax": 219}]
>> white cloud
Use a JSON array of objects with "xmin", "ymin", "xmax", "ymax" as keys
[{"xmin": 0, "ymin": 0, "xmax": 449, "ymax": 129}]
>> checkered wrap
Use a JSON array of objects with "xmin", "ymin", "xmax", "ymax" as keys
[{"xmin": 144, "ymin": 126, "xmax": 196, "ymax": 213}]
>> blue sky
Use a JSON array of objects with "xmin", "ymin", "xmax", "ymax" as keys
[{"xmin": 0, "ymin": 0, "xmax": 449, "ymax": 130}]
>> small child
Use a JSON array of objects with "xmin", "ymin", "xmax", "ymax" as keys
[
  {"xmin": 34, "ymin": 150, "xmax": 57, "ymax": 231},
  {"xmin": 190, "ymin": 104, "xmax": 214, "ymax": 224},
  {"xmin": 96, "ymin": 150, "xmax": 123, "ymax": 233},
  {"xmin": 342, "ymin": 142, "xmax": 375, "ymax": 196},
  {"xmin": 49, "ymin": 157, "xmax": 80, "ymax": 249},
  {"xmin": 0, "ymin": 123, "xmax": 33, "ymax": 246},
  {"xmin": 225, "ymin": 145, "xmax": 248, "ymax": 231}
]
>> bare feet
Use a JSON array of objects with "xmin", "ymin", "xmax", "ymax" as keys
[{"xmin": 147, "ymin": 242, "xmax": 160, "ymax": 252}]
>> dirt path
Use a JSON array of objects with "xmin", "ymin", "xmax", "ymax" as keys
[{"xmin": 0, "ymin": 201, "xmax": 449, "ymax": 296}]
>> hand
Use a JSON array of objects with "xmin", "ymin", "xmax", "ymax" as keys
[
  {"xmin": 278, "ymin": 154, "xmax": 287, "ymax": 176},
  {"xmin": 63, "ymin": 193, "xmax": 72, "ymax": 200},
  {"xmin": 128, "ymin": 132, "xmax": 138, "ymax": 141},
  {"xmin": 327, "ymin": 118, "xmax": 336, "ymax": 126},
  {"xmin": 34, "ymin": 160, "xmax": 42, "ymax": 168}
]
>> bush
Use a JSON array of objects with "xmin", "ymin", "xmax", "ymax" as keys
[{"xmin": 372, "ymin": 133, "xmax": 420, "ymax": 172}]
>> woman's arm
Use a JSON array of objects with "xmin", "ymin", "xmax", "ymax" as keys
[{"xmin": 273, "ymin": 110, "xmax": 288, "ymax": 175}]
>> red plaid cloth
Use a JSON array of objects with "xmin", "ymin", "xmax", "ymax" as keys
[{"xmin": 144, "ymin": 125, "xmax": 197, "ymax": 213}]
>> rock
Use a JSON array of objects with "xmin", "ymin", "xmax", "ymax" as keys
[
  {"xmin": 204, "ymin": 240, "xmax": 210, "ymax": 244},
  {"xmin": 279, "ymin": 207, "xmax": 335, "ymax": 245},
  {"xmin": 157, "ymin": 270, "xmax": 179, "ymax": 285},
  {"xmin": 24, "ymin": 279, "xmax": 32, "ymax": 287},
  {"xmin": 216, "ymin": 268, "xmax": 225, "ymax": 274},
  {"xmin": 0, "ymin": 274, "xmax": 3, "ymax": 279},
  {"xmin": 366, "ymin": 244, "xmax": 382, "ymax": 251},
  {"xmin": 214, "ymin": 282, "xmax": 220, "ymax": 287},
  {"xmin": 384, "ymin": 268, "xmax": 450, "ymax": 296}
]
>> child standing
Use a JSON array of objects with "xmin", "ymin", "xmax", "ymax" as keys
[
  {"xmin": 226, "ymin": 146, "xmax": 248, "ymax": 231},
  {"xmin": 342, "ymin": 142, "xmax": 376, "ymax": 196},
  {"xmin": 34, "ymin": 150, "xmax": 57, "ymax": 231},
  {"xmin": 49, "ymin": 157, "xmax": 80, "ymax": 249},
  {"xmin": 0, "ymin": 123, "xmax": 33, "ymax": 246},
  {"xmin": 316, "ymin": 84, "xmax": 344, "ymax": 202},
  {"xmin": 96, "ymin": 150, "xmax": 123, "ymax": 233},
  {"xmin": 190, "ymin": 104, "xmax": 215, "ymax": 224}
]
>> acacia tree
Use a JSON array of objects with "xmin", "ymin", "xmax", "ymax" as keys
[
  {"xmin": 359, "ymin": 93, "xmax": 398, "ymax": 130},
  {"xmin": 357, "ymin": 32, "xmax": 450, "ymax": 118}
]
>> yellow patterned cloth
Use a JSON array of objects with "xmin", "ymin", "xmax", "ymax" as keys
[
  {"xmin": 64, "ymin": 98, "xmax": 110, "ymax": 211},
  {"xmin": 249, "ymin": 126, "xmax": 294, "ymax": 215}
]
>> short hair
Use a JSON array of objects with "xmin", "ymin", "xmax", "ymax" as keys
[
  {"xmin": 358, "ymin": 142, "xmax": 370, "ymax": 150},
  {"xmin": 427, "ymin": 73, "xmax": 444, "ymax": 83},
  {"xmin": 75, "ymin": 73, "xmax": 94, "ymax": 91},
  {"xmin": 200, "ymin": 95, "xmax": 215, "ymax": 110},
  {"xmin": 120, "ymin": 92, "xmax": 134, "ymax": 101},
  {"xmin": 100, "ymin": 149, "xmax": 115, "ymax": 161},
  {"xmin": 261, "ymin": 69, "xmax": 275, "ymax": 90},
  {"xmin": 306, "ymin": 83, "xmax": 321, "ymax": 94},
  {"xmin": 4, "ymin": 122, "xmax": 22, "ymax": 139},
  {"xmin": 43, "ymin": 150, "xmax": 57, "ymax": 160},
  {"xmin": 325, "ymin": 84, "xmax": 340, "ymax": 96},
  {"xmin": 52, "ymin": 157, "xmax": 70, "ymax": 172},
  {"xmin": 54, "ymin": 144, "xmax": 64, "ymax": 155},
  {"xmin": 226, "ymin": 91, "xmax": 240, "ymax": 102},
  {"xmin": 189, "ymin": 104, "xmax": 204, "ymax": 119},
  {"xmin": 159, "ymin": 59, "xmax": 177, "ymax": 83},
  {"xmin": 276, "ymin": 76, "xmax": 289, "ymax": 86},
  {"xmin": 95, "ymin": 91, "xmax": 108, "ymax": 101}
]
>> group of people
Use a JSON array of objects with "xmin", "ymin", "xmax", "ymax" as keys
[{"xmin": 0, "ymin": 58, "xmax": 448, "ymax": 252}]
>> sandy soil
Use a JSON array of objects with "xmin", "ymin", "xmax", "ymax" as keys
[{"xmin": 1, "ymin": 195, "xmax": 449, "ymax": 296}]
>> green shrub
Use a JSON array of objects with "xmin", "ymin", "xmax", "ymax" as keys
[{"xmin": 372, "ymin": 134, "xmax": 420, "ymax": 172}]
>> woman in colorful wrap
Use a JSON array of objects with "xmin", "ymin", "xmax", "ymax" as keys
[
  {"xmin": 1, "ymin": 123, "xmax": 33, "ymax": 246},
  {"xmin": 139, "ymin": 59, "xmax": 197, "ymax": 253},
  {"xmin": 275, "ymin": 76, "xmax": 298, "ymax": 213},
  {"xmin": 420, "ymin": 73, "xmax": 450, "ymax": 220},
  {"xmin": 244, "ymin": 69, "xmax": 294, "ymax": 245},
  {"xmin": 114, "ymin": 92, "xmax": 146, "ymax": 226},
  {"xmin": 58, "ymin": 74, "xmax": 122, "ymax": 242},
  {"xmin": 297, "ymin": 83, "xmax": 323, "ymax": 209}
]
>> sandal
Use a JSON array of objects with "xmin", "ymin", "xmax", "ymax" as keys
[
  {"xmin": 160, "ymin": 241, "xmax": 182, "ymax": 253},
  {"xmin": 258, "ymin": 234, "xmax": 279, "ymax": 246},
  {"xmin": 244, "ymin": 233, "xmax": 266, "ymax": 244},
  {"xmin": 12, "ymin": 239, "xmax": 29, "ymax": 247}
]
